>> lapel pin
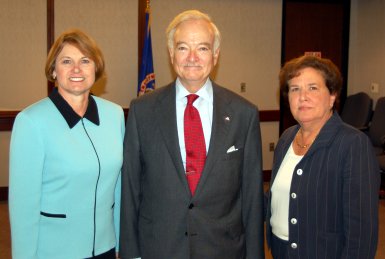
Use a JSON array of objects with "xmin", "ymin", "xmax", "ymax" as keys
[{"xmin": 224, "ymin": 116, "xmax": 230, "ymax": 122}]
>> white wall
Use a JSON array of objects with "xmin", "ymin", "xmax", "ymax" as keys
[
  {"xmin": 2, "ymin": 0, "xmax": 384, "ymax": 187},
  {"xmin": 0, "ymin": 0, "xmax": 46, "ymax": 109},
  {"xmin": 0, "ymin": 0, "xmax": 138, "ymax": 187},
  {"xmin": 0, "ymin": 0, "xmax": 47, "ymax": 187},
  {"xmin": 348, "ymin": 0, "xmax": 385, "ymax": 106},
  {"xmin": 151, "ymin": 0, "xmax": 282, "ymax": 109},
  {"xmin": 55, "ymin": 0, "xmax": 138, "ymax": 108},
  {"xmin": 0, "ymin": 0, "xmax": 283, "ymax": 187},
  {"xmin": 150, "ymin": 0, "xmax": 282, "ymax": 171}
]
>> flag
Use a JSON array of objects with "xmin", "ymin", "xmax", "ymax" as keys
[{"xmin": 137, "ymin": 1, "xmax": 155, "ymax": 96}]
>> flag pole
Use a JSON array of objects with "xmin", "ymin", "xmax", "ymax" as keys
[{"xmin": 137, "ymin": 0, "xmax": 155, "ymax": 96}]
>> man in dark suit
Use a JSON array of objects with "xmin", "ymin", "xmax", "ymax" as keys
[{"xmin": 120, "ymin": 10, "xmax": 265, "ymax": 259}]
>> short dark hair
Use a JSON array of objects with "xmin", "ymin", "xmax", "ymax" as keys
[{"xmin": 279, "ymin": 55, "xmax": 342, "ymax": 108}]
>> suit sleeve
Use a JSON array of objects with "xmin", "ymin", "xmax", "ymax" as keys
[
  {"xmin": 9, "ymin": 113, "xmax": 44, "ymax": 259},
  {"xmin": 341, "ymin": 133, "xmax": 380, "ymax": 258},
  {"xmin": 114, "ymin": 109, "xmax": 125, "ymax": 253},
  {"xmin": 242, "ymin": 107, "xmax": 265, "ymax": 259},
  {"xmin": 120, "ymin": 102, "xmax": 142, "ymax": 259}
]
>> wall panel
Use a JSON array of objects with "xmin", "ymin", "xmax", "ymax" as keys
[
  {"xmin": 0, "ymin": 0, "xmax": 46, "ymax": 109},
  {"xmin": 55, "ymin": 0, "xmax": 138, "ymax": 107}
]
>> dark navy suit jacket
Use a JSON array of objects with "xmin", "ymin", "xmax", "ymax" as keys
[
  {"xmin": 120, "ymin": 82, "xmax": 265, "ymax": 259},
  {"xmin": 266, "ymin": 112, "xmax": 380, "ymax": 258}
]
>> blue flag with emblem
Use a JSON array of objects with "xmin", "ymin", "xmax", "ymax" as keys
[{"xmin": 137, "ymin": 1, "xmax": 155, "ymax": 96}]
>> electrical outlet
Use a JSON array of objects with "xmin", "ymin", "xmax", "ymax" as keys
[
  {"xmin": 370, "ymin": 83, "xmax": 379, "ymax": 93},
  {"xmin": 240, "ymin": 82, "xmax": 246, "ymax": 92},
  {"xmin": 269, "ymin": 142, "xmax": 275, "ymax": 152}
]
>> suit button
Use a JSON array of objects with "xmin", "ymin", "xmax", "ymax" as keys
[
  {"xmin": 290, "ymin": 218, "xmax": 297, "ymax": 224},
  {"xmin": 185, "ymin": 232, "xmax": 188, "ymax": 236},
  {"xmin": 296, "ymin": 169, "xmax": 303, "ymax": 175},
  {"xmin": 291, "ymin": 243, "xmax": 297, "ymax": 249},
  {"xmin": 291, "ymin": 193, "xmax": 297, "ymax": 199},
  {"xmin": 189, "ymin": 203, "xmax": 194, "ymax": 209}
]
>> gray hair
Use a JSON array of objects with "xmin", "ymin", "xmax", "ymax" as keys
[{"xmin": 166, "ymin": 10, "xmax": 221, "ymax": 53}]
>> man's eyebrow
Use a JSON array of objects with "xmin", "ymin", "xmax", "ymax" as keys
[{"xmin": 175, "ymin": 41, "xmax": 212, "ymax": 47}]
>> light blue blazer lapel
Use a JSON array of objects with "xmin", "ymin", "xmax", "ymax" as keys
[
  {"xmin": 155, "ymin": 84, "xmax": 190, "ymax": 194},
  {"xmin": 193, "ymin": 85, "xmax": 232, "ymax": 197}
]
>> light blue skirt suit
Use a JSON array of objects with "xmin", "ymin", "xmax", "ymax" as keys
[{"xmin": 9, "ymin": 88, "xmax": 125, "ymax": 258}]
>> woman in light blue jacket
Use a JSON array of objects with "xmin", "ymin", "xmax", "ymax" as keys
[{"xmin": 9, "ymin": 29, "xmax": 124, "ymax": 259}]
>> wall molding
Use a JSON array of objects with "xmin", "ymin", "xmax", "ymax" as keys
[
  {"xmin": 0, "ymin": 109, "xmax": 279, "ymax": 132},
  {"xmin": 0, "ymin": 186, "xmax": 8, "ymax": 201},
  {"xmin": 259, "ymin": 110, "xmax": 280, "ymax": 122},
  {"xmin": 263, "ymin": 170, "xmax": 272, "ymax": 182},
  {"xmin": 0, "ymin": 111, "xmax": 19, "ymax": 131}
]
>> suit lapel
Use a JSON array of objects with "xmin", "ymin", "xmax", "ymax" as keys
[
  {"xmin": 194, "ymin": 84, "xmax": 232, "ymax": 197},
  {"xmin": 155, "ymin": 84, "xmax": 190, "ymax": 194}
]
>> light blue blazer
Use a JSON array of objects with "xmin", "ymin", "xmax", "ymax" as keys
[{"xmin": 9, "ymin": 89, "xmax": 124, "ymax": 259}]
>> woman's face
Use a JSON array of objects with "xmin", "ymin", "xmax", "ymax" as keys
[
  {"xmin": 288, "ymin": 67, "xmax": 336, "ymax": 128},
  {"xmin": 53, "ymin": 43, "xmax": 96, "ymax": 98}
]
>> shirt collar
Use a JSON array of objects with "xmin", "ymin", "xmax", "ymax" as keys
[
  {"xmin": 175, "ymin": 78, "xmax": 213, "ymax": 104},
  {"xmin": 49, "ymin": 87, "xmax": 100, "ymax": 128}
]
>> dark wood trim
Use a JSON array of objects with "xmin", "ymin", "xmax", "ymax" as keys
[
  {"xmin": 123, "ymin": 108, "xmax": 279, "ymax": 124},
  {"xmin": 47, "ymin": 0, "xmax": 55, "ymax": 95},
  {"xmin": 47, "ymin": 0, "xmax": 54, "ymax": 54},
  {"xmin": 123, "ymin": 108, "xmax": 129, "ymax": 122},
  {"xmin": 263, "ymin": 170, "xmax": 272, "ymax": 182},
  {"xmin": 0, "ymin": 187, "xmax": 8, "ymax": 201},
  {"xmin": 280, "ymin": 0, "xmax": 351, "ymax": 135},
  {"xmin": 138, "ymin": 0, "xmax": 146, "ymax": 70},
  {"xmin": 0, "ymin": 111, "xmax": 19, "ymax": 131},
  {"xmin": 259, "ymin": 110, "xmax": 280, "ymax": 122},
  {"xmin": 123, "ymin": 108, "xmax": 279, "ymax": 122},
  {"xmin": 0, "ymin": 109, "xmax": 280, "ymax": 132},
  {"xmin": 339, "ymin": 0, "xmax": 351, "ymax": 109}
]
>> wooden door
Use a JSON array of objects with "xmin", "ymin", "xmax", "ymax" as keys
[{"xmin": 280, "ymin": 0, "xmax": 350, "ymax": 134}]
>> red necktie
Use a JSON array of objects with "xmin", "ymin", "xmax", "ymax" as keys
[{"xmin": 184, "ymin": 94, "xmax": 206, "ymax": 195}]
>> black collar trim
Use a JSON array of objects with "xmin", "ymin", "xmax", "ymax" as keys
[{"xmin": 49, "ymin": 88, "xmax": 100, "ymax": 128}]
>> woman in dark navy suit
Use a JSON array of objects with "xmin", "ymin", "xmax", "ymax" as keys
[{"xmin": 266, "ymin": 55, "xmax": 380, "ymax": 258}]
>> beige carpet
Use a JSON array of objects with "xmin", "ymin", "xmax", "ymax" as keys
[{"xmin": 1, "ymin": 199, "xmax": 384, "ymax": 259}]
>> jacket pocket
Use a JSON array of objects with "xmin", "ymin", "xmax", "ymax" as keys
[
  {"xmin": 40, "ymin": 211, "xmax": 66, "ymax": 218},
  {"xmin": 223, "ymin": 147, "xmax": 244, "ymax": 161}
]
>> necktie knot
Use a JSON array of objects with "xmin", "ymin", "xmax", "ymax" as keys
[{"xmin": 187, "ymin": 94, "xmax": 199, "ymax": 105}]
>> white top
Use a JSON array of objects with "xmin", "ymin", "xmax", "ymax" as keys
[
  {"xmin": 175, "ymin": 78, "xmax": 214, "ymax": 171},
  {"xmin": 270, "ymin": 143, "xmax": 303, "ymax": 240}
]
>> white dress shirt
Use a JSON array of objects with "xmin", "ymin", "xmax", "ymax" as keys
[{"xmin": 175, "ymin": 78, "xmax": 213, "ymax": 172}]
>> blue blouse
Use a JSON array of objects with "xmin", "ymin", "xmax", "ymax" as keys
[{"xmin": 9, "ymin": 88, "xmax": 125, "ymax": 259}]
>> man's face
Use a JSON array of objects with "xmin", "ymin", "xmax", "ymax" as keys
[{"xmin": 169, "ymin": 19, "xmax": 219, "ymax": 92}]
